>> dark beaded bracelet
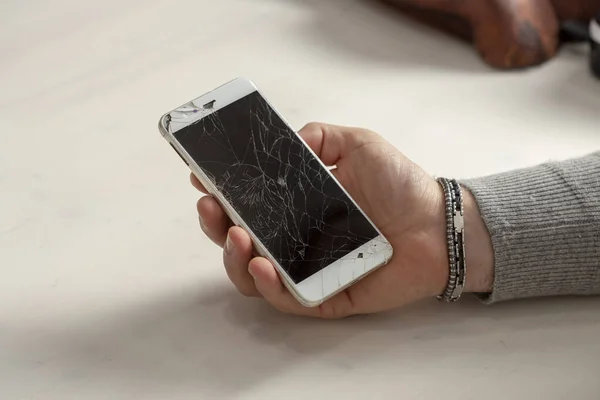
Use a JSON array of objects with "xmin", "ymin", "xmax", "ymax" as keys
[{"xmin": 437, "ymin": 178, "xmax": 467, "ymax": 302}]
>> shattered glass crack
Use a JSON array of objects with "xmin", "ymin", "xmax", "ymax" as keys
[{"xmin": 171, "ymin": 92, "xmax": 380, "ymax": 284}]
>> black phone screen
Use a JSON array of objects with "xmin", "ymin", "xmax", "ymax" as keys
[{"xmin": 173, "ymin": 91, "xmax": 379, "ymax": 283}]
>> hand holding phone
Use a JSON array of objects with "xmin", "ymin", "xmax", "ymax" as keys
[
  {"xmin": 159, "ymin": 78, "xmax": 488, "ymax": 317},
  {"xmin": 160, "ymin": 79, "xmax": 394, "ymax": 307},
  {"xmin": 192, "ymin": 121, "xmax": 481, "ymax": 318}
]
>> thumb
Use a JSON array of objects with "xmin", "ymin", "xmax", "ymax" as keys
[{"xmin": 297, "ymin": 122, "xmax": 381, "ymax": 166}]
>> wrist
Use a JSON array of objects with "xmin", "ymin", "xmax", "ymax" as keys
[
  {"xmin": 462, "ymin": 187, "xmax": 494, "ymax": 294},
  {"xmin": 429, "ymin": 182, "xmax": 494, "ymax": 297}
]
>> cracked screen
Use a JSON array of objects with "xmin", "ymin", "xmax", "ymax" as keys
[{"xmin": 173, "ymin": 91, "xmax": 379, "ymax": 283}]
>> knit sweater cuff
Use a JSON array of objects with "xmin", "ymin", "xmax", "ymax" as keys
[{"xmin": 461, "ymin": 152, "xmax": 600, "ymax": 303}]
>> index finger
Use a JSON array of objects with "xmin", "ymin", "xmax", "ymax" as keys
[{"xmin": 297, "ymin": 122, "xmax": 380, "ymax": 166}]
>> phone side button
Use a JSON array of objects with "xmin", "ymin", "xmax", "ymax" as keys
[{"xmin": 169, "ymin": 142, "xmax": 189, "ymax": 166}]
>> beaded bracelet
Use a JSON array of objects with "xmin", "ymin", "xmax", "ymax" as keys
[{"xmin": 437, "ymin": 178, "xmax": 467, "ymax": 302}]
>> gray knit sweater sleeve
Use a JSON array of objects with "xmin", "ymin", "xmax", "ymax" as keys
[{"xmin": 462, "ymin": 152, "xmax": 600, "ymax": 303}]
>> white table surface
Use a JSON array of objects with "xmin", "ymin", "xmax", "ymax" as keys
[{"xmin": 2, "ymin": 1, "xmax": 600, "ymax": 399}]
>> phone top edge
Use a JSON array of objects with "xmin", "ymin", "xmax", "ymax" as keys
[
  {"xmin": 163, "ymin": 77, "xmax": 257, "ymax": 116},
  {"xmin": 158, "ymin": 77, "xmax": 259, "ymax": 136}
]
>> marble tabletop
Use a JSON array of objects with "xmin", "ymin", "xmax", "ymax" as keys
[{"xmin": 1, "ymin": 1, "xmax": 600, "ymax": 399}]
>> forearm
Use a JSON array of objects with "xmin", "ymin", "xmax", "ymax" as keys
[{"xmin": 462, "ymin": 152, "xmax": 600, "ymax": 303}]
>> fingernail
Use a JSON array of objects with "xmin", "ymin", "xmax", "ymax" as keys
[
  {"xmin": 199, "ymin": 216, "xmax": 205, "ymax": 230},
  {"xmin": 225, "ymin": 234, "xmax": 235, "ymax": 254}
]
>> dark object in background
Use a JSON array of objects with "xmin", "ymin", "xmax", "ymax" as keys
[
  {"xmin": 560, "ymin": 13, "xmax": 600, "ymax": 80},
  {"xmin": 379, "ymin": 0, "xmax": 600, "ymax": 70},
  {"xmin": 560, "ymin": 20, "xmax": 591, "ymax": 43},
  {"xmin": 591, "ymin": 13, "xmax": 600, "ymax": 78}
]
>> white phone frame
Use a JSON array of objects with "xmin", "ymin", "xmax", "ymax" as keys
[{"xmin": 158, "ymin": 78, "xmax": 393, "ymax": 307}]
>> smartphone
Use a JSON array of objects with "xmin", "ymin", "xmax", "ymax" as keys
[{"xmin": 158, "ymin": 78, "xmax": 393, "ymax": 307}]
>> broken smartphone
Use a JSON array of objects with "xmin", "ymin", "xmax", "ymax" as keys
[{"xmin": 158, "ymin": 78, "xmax": 393, "ymax": 307}]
